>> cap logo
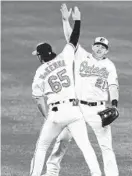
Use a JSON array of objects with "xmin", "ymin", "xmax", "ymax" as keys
[{"xmin": 100, "ymin": 38, "xmax": 105, "ymax": 42}]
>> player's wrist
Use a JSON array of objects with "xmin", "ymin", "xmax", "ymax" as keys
[
  {"xmin": 73, "ymin": 17, "xmax": 81, "ymax": 21},
  {"xmin": 62, "ymin": 17, "xmax": 69, "ymax": 21},
  {"xmin": 111, "ymin": 99, "xmax": 118, "ymax": 108}
]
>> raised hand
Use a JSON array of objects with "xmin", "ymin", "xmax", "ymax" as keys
[
  {"xmin": 72, "ymin": 6, "xmax": 81, "ymax": 21},
  {"xmin": 60, "ymin": 3, "xmax": 72, "ymax": 21}
]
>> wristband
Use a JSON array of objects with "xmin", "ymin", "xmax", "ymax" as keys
[{"xmin": 111, "ymin": 99, "xmax": 118, "ymax": 107}]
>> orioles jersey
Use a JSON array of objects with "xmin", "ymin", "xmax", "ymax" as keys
[
  {"xmin": 75, "ymin": 45, "xmax": 119, "ymax": 102},
  {"xmin": 32, "ymin": 44, "xmax": 76, "ymax": 105}
]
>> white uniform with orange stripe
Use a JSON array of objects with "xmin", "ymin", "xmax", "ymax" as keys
[
  {"xmin": 45, "ymin": 44, "xmax": 119, "ymax": 176},
  {"xmin": 74, "ymin": 45, "xmax": 119, "ymax": 176},
  {"xmin": 32, "ymin": 44, "xmax": 76, "ymax": 105},
  {"xmin": 45, "ymin": 13, "xmax": 119, "ymax": 176},
  {"xmin": 75, "ymin": 45, "xmax": 119, "ymax": 102},
  {"xmin": 45, "ymin": 45, "xmax": 119, "ymax": 176},
  {"xmin": 31, "ymin": 43, "xmax": 102, "ymax": 176}
]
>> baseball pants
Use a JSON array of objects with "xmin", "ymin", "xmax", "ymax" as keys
[
  {"xmin": 45, "ymin": 103, "xmax": 119, "ymax": 176},
  {"xmin": 30, "ymin": 102, "xmax": 101, "ymax": 176}
]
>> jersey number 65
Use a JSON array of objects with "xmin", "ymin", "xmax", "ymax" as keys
[{"xmin": 48, "ymin": 69, "xmax": 71, "ymax": 93}]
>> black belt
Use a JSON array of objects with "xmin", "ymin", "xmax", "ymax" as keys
[
  {"xmin": 51, "ymin": 99, "xmax": 103, "ymax": 106},
  {"xmin": 51, "ymin": 99, "xmax": 76, "ymax": 106},
  {"xmin": 80, "ymin": 100, "xmax": 103, "ymax": 106}
]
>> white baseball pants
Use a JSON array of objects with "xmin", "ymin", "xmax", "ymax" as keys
[
  {"xmin": 46, "ymin": 103, "xmax": 119, "ymax": 176},
  {"xmin": 30, "ymin": 102, "xmax": 101, "ymax": 176}
]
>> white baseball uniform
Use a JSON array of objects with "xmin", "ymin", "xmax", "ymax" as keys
[
  {"xmin": 44, "ymin": 12, "xmax": 119, "ymax": 176},
  {"xmin": 75, "ymin": 45, "xmax": 119, "ymax": 102},
  {"xmin": 30, "ymin": 43, "xmax": 101, "ymax": 176},
  {"xmin": 75, "ymin": 45, "xmax": 119, "ymax": 176},
  {"xmin": 45, "ymin": 45, "xmax": 119, "ymax": 176}
]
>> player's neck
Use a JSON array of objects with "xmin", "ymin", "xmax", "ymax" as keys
[{"xmin": 92, "ymin": 53, "xmax": 105, "ymax": 61}]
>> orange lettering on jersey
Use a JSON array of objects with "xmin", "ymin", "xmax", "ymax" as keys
[
  {"xmin": 80, "ymin": 61, "xmax": 109, "ymax": 79},
  {"xmin": 39, "ymin": 60, "xmax": 66, "ymax": 80}
]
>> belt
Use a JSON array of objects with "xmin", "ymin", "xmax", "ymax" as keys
[
  {"xmin": 51, "ymin": 99, "xmax": 77, "ymax": 106},
  {"xmin": 51, "ymin": 99, "xmax": 104, "ymax": 106},
  {"xmin": 80, "ymin": 100, "xmax": 104, "ymax": 106}
]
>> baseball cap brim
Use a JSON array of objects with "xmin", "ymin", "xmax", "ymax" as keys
[
  {"xmin": 32, "ymin": 50, "xmax": 56, "ymax": 59},
  {"xmin": 32, "ymin": 50, "xmax": 38, "ymax": 56},
  {"xmin": 94, "ymin": 42, "xmax": 108, "ymax": 49}
]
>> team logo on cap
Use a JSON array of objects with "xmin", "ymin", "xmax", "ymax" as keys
[{"xmin": 100, "ymin": 37, "xmax": 105, "ymax": 42}]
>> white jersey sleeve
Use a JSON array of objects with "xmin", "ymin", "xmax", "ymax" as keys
[
  {"xmin": 107, "ymin": 61, "xmax": 119, "ymax": 87},
  {"xmin": 75, "ymin": 44, "xmax": 90, "ymax": 59},
  {"xmin": 61, "ymin": 43, "xmax": 75, "ymax": 61},
  {"xmin": 32, "ymin": 66, "xmax": 45, "ymax": 97}
]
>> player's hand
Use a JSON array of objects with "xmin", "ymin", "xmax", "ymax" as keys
[
  {"xmin": 72, "ymin": 6, "xmax": 81, "ymax": 21},
  {"xmin": 60, "ymin": 3, "xmax": 72, "ymax": 21},
  {"xmin": 112, "ymin": 106, "xmax": 119, "ymax": 116}
]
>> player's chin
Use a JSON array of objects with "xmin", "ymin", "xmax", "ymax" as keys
[{"xmin": 96, "ymin": 53, "xmax": 104, "ymax": 58}]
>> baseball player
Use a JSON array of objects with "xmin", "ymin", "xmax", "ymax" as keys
[
  {"xmin": 30, "ymin": 7, "xmax": 101, "ymax": 176},
  {"xmin": 44, "ymin": 4, "xmax": 119, "ymax": 176}
]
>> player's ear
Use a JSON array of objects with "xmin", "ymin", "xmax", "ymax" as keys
[
  {"xmin": 91, "ymin": 44, "xmax": 95, "ymax": 51},
  {"xmin": 105, "ymin": 49, "xmax": 109, "ymax": 54}
]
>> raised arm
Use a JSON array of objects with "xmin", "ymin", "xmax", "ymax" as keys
[
  {"xmin": 60, "ymin": 4, "xmax": 72, "ymax": 42},
  {"xmin": 60, "ymin": 5, "xmax": 81, "ymax": 60},
  {"xmin": 69, "ymin": 6, "xmax": 81, "ymax": 48}
]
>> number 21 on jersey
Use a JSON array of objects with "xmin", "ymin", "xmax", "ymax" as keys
[
  {"xmin": 48, "ymin": 69, "xmax": 71, "ymax": 93},
  {"xmin": 95, "ymin": 77, "xmax": 108, "ymax": 91}
]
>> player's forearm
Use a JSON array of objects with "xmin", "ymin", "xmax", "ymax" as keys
[
  {"xmin": 109, "ymin": 85, "xmax": 119, "ymax": 107},
  {"xmin": 62, "ymin": 19, "xmax": 72, "ymax": 42},
  {"xmin": 69, "ymin": 20, "xmax": 81, "ymax": 47},
  {"xmin": 33, "ymin": 96, "xmax": 48, "ymax": 118}
]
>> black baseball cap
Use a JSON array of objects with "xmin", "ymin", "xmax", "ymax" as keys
[{"xmin": 32, "ymin": 42, "xmax": 56, "ymax": 57}]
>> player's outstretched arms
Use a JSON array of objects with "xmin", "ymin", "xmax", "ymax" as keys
[
  {"xmin": 69, "ymin": 6, "xmax": 81, "ymax": 48},
  {"xmin": 60, "ymin": 4, "xmax": 72, "ymax": 42}
]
